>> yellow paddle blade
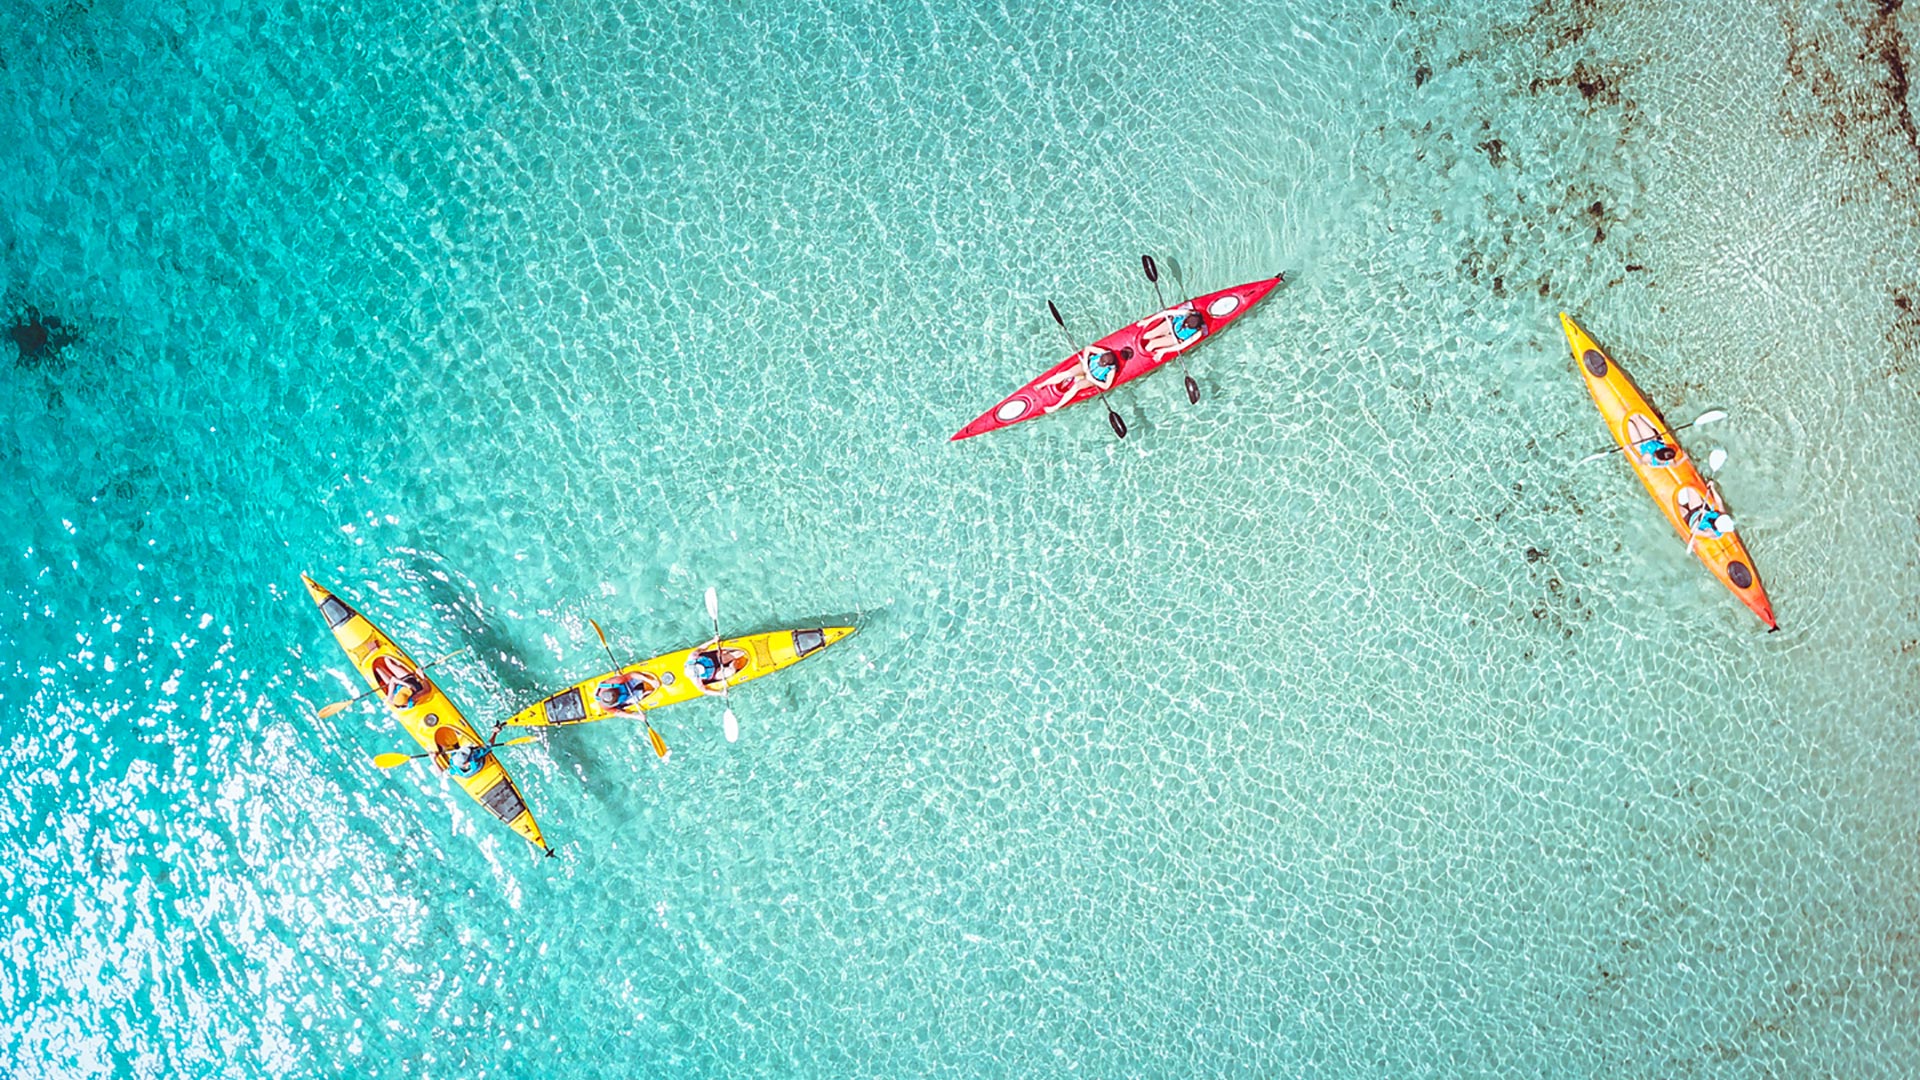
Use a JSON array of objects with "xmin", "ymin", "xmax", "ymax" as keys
[
  {"xmin": 497, "ymin": 735, "xmax": 536, "ymax": 748},
  {"xmin": 647, "ymin": 725, "xmax": 669, "ymax": 760},
  {"xmin": 591, "ymin": 619, "xmax": 609, "ymax": 648},
  {"xmin": 317, "ymin": 700, "xmax": 354, "ymax": 719},
  {"xmin": 372, "ymin": 752, "xmax": 417, "ymax": 769}
]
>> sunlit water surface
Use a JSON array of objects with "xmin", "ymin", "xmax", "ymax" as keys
[{"xmin": 3, "ymin": 0, "xmax": 1918, "ymax": 1075}]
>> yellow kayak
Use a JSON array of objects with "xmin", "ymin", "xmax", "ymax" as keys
[
  {"xmin": 301, "ymin": 575, "xmax": 554, "ymax": 854},
  {"xmin": 505, "ymin": 626, "xmax": 855, "ymax": 728}
]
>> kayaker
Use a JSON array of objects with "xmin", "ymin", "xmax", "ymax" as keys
[
  {"xmin": 445, "ymin": 742, "xmax": 491, "ymax": 778},
  {"xmin": 1679, "ymin": 486, "xmax": 1737, "ymax": 554},
  {"xmin": 1634, "ymin": 435, "xmax": 1679, "ymax": 467},
  {"xmin": 428, "ymin": 724, "xmax": 461, "ymax": 772},
  {"xmin": 1138, "ymin": 304, "xmax": 1206, "ymax": 363},
  {"xmin": 594, "ymin": 671, "xmax": 661, "ymax": 717},
  {"xmin": 385, "ymin": 673, "xmax": 426, "ymax": 711},
  {"xmin": 1039, "ymin": 346, "xmax": 1125, "ymax": 414},
  {"xmin": 687, "ymin": 641, "xmax": 746, "ymax": 695}
]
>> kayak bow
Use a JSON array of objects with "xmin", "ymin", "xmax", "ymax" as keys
[{"xmin": 1557, "ymin": 315, "xmax": 1777, "ymax": 630}]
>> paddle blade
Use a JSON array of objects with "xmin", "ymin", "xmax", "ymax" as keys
[
  {"xmin": 1707, "ymin": 448, "xmax": 1728, "ymax": 474},
  {"xmin": 647, "ymin": 724, "xmax": 669, "ymax": 760},
  {"xmin": 704, "ymin": 587, "xmax": 720, "ymax": 624},
  {"xmin": 496, "ymin": 735, "xmax": 536, "ymax": 749},
  {"xmin": 1185, "ymin": 375, "xmax": 1200, "ymax": 404},
  {"xmin": 318, "ymin": 700, "xmax": 354, "ymax": 720},
  {"xmin": 1048, "ymin": 300, "xmax": 1065, "ymax": 328},
  {"xmin": 1142, "ymin": 254, "xmax": 1158, "ymax": 282},
  {"xmin": 723, "ymin": 709, "xmax": 739, "ymax": 743},
  {"xmin": 1693, "ymin": 409, "xmax": 1729, "ymax": 427},
  {"xmin": 1107, "ymin": 409, "xmax": 1128, "ymax": 439},
  {"xmin": 590, "ymin": 619, "xmax": 609, "ymax": 648},
  {"xmin": 372, "ymin": 752, "xmax": 416, "ymax": 770}
]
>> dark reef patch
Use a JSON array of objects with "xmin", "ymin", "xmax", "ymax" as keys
[
  {"xmin": 1867, "ymin": 0, "xmax": 1919, "ymax": 163},
  {"xmin": 9, "ymin": 305, "xmax": 81, "ymax": 368},
  {"xmin": 1383, "ymin": 0, "xmax": 1655, "ymax": 309},
  {"xmin": 1528, "ymin": 59, "xmax": 1630, "ymax": 110},
  {"xmin": 1887, "ymin": 287, "xmax": 1917, "ymax": 376},
  {"xmin": 1779, "ymin": 1, "xmax": 1920, "ymax": 190},
  {"xmin": 1441, "ymin": 0, "xmax": 1619, "ymax": 70}
]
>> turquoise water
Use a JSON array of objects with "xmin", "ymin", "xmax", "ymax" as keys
[{"xmin": 4, "ymin": 0, "xmax": 1919, "ymax": 1073}]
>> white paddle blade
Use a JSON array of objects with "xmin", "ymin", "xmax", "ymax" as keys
[
  {"xmin": 1693, "ymin": 409, "xmax": 1729, "ymax": 427},
  {"xmin": 723, "ymin": 709, "xmax": 739, "ymax": 743},
  {"xmin": 1707, "ymin": 448, "xmax": 1728, "ymax": 474},
  {"xmin": 704, "ymin": 587, "xmax": 720, "ymax": 623}
]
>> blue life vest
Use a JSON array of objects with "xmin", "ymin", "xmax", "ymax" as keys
[{"xmin": 449, "ymin": 746, "xmax": 490, "ymax": 778}]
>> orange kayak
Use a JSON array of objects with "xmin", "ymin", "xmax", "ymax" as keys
[{"xmin": 1559, "ymin": 315, "xmax": 1777, "ymax": 630}]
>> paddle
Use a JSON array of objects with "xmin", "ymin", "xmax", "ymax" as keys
[
  {"xmin": 590, "ymin": 618, "xmax": 671, "ymax": 761},
  {"xmin": 317, "ymin": 648, "xmax": 467, "ymax": 718},
  {"xmin": 1142, "ymin": 255, "xmax": 1199, "ymax": 405},
  {"xmin": 704, "ymin": 587, "xmax": 741, "ymax": 743},
  {"xmin": 1575, "ymin": 409, "xmax": 1728, "ymax": 465},
  {"xmin": 1048, "ymin": 300, "xmax": 1127, "ymax": 439},
  {"xmin": 373, "ymin": 734, "xmax": 535, "ymax": 770}
]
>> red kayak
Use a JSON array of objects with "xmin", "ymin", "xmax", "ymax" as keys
[{"xmin": 951, "ymin": 274, "xmax": 1285, "ymax": 440}]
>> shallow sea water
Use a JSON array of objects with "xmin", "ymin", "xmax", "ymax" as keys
[{"xmin": 3, "ymin": 0, "xmax": 1919, "ymax": 1075}]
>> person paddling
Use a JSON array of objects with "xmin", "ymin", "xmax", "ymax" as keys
[
  {"xmin": 372, "ymin": 655, "xmax": 427, "ymax": 711},
  {"xmin": 1636, "ymin": 436, "xmax": 1679, "ymax": 467},
  {"xmin": 1040, "ymin": 345, "xmax": 1126, "ymax": 414},
  {"xmin": 1680, "ymin": 485, "xmax": 1737, "ymax": 555},
  {"xmin": 445, "ymin": 741, "xmax": 491, "ymax": 778},
  {"xmin": 594, "ymin": 670, "xmax": 661, "ymax": 717},
  {"xmin": 1625, "ymin": 415, "xmax": 1680, "ymax": 468},
  {"xmin": 686, "ymin": 640, "xmax": 747, "ymax": 696},
  {"xmin": 1138, "ymin": 303, "xmax": 1206, "ymax": 363}
]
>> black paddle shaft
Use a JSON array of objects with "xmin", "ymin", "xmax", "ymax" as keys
[
  {"xmin": 1141, "ymin": 254, "xmax": 1168, "ymax": 310},
  {"xmin": 1048, "ymin": 298, "xmax": 1127, "ymax": 439}
]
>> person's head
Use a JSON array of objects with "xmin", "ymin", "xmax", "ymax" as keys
[
  {"xmin": 1654, "ymin": 446, "xmax": 1677, "ymax": 463},
  {"xmin": 390, "ymin": 683, "xmax": 415, "ymax": 708},
  {"xmin": 596, "ymin": 685, "xmax": 623, "ymax": 707},
  {"xmin": 1182, "ymin": 313, "xmax": 1203, "ymax": 332}
]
